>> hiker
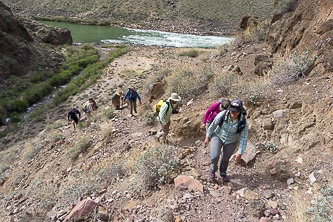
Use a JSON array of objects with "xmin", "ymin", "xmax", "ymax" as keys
[
  {"xmin": 84, "ymin": 97, "xmax": 94, "ymax": 118},
  {"xmin": 155, "ymin": 93, "xmax": 181, "ymax": 142},
  {"xmin": 202, "ymin": 98, "xmax": 230, "ymax": 130},
  {"xmin": 111, "ymin": 90, "xmax": 124, "ymax": 110},
  {"xmin": 204, "ymin": 99, "xmax": 248, "ymax": 182},
  {"xmin": 68, "ymin": 108, "xmax": 81, "ymax": 129},
  {"xmin": 122, "ymin": 86, "xmax": 142, "ymax": 115},
  {"xmin": 90, "ymin": 97, "xmax": 98, "ymax": 110}
]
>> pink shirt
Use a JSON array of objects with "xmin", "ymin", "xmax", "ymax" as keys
[{"xmin": 203, "ymin": 102, "xmax": 222, "ymax": 124}]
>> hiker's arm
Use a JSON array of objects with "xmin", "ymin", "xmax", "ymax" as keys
[
  {"xmin": 158, "ymin": 102, "xmax": 168, "ymax": 125},
  {"xmin": 77, "ymin": 111, "xmax": 81, "ymax": 119},
  {"xmin": 123, "ymin": 91, "xmax": 129, "ymax": 101},
  {"xmin": 203, "ymin": 103, "xmax": 218, "ymax": 124},
  {"xmin": 68, "ymin": 112, "xmax": 71, "ymax": 121},
  {"xmin": 206, "ymin": 111, "xmax": 223, "ymax": 138},
  {"xmin": 238, "ymin": 124, "xmax": 248, "ymax": 155},
  {"xmin": 136, "ymin": 91, "xmax": 141, "ymax": 102}
]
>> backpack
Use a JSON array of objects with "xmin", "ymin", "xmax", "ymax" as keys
[
  {"xmin": 218, "ymin": 109, "xmax": 247, "ymax": 133},
  {"xmin": 154, "ymin": 99, "xmax": 170, "ymax": 116},
  {"xmin": 82, "ymin": 102, "xmax": 89, "ymax": 112},
  {"xmin": 209, "ymin": 98, "xmax": 230, "ymax": 120}
]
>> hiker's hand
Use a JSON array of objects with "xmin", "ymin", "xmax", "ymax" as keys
[
  {"xmin": 204, "ymin": 137, "xmax": 210, "ymax": 147},
  {"xmin": 235, "ymin": 154, "xmax": 242, "ymax": 162},
  {"xmin": 163, "ymin": 124, "xmax": 169, "ymax": 129},
  {"xmin": 201, "ymin": 123, "xmax": 206, "ymax": 129},
  {"xmin": 140, "ymin": 101, "xmax": 142, "ymax": 105}
]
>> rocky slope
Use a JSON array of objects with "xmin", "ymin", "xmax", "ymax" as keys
[{"xmin": 0, "ymin": 0, "xmax": 332, "ymax": 222}]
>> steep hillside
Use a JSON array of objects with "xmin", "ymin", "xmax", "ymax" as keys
[{"xmin": 3, "ymin": 0, "xmax": 274, "ymax": 34}]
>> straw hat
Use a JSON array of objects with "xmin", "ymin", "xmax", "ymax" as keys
[{"xmin": 169, "ymin": 93, "xmax": 181, "ymax": 102}]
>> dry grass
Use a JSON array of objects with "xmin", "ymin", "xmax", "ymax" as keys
[
  {"xmin": 100, "ymin": 122, "xmax": 113, "ymax": 138},
  {"xmin": 290, "ymin": 190, "xmax": 312, "ymax": 221}
]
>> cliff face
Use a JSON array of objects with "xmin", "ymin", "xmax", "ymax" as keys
[
  {"xmin": 0, "ymin": 1, "xmax": 72, "ymax": 80},
  {"xmin": 0, "ymin": 1, "xmax": 33, "ymax": 78},
  {"xmin": 267, "ymin": 0, "xmax": 333, "ymax": 73}
]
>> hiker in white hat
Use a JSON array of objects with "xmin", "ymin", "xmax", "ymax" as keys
[{"xmin": 155, "ymin": 93, "xmax": 181, "ymax": 142}]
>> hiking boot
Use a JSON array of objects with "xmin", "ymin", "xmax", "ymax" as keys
[
  {"xmin": 209, "ymin": 171, "xmax": 216, "ymax": 179},
  {"xmin": 221, "ymin": 175, "xmax": 230, "ymax": 182},
  {"xmin": 154, "ymin": 135, "xmax": 160, "ymax": 142}
]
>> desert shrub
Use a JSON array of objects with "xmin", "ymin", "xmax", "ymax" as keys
[
  {"xmin": 0, "ymin": 165, "xmax": 10, "ymax": 174},
  {"xmin": 209, "ymin": 72, "xmax": 237, "ymax": 97},
  {"xmin": 269, "ymin": 51, "xmax": 317, "ymax": 86},
  {"xmin": 100, "ymin": 122, "xmax": 113, "ymax": 138},
  {"xmin": 265, "ymin": 141, "xmax": 278, "ymax": 152},
  {"xmin": 244, "ymin": 22, "xmax": 270, "ymax": 42},
  {"xmin": 306, "ymin": 186, "xmax": 333, "ymax": 222},
  {"xmin": 273, "ymin": 0, "xmax": 298, "ymax": 15},
  {"xmin": 169, "ymin": 69, "xmax": 209, "ymax": 100},
  {"xmin": 51, "ymin": 133, "xmax": 63, "ymax": 142},
  {"xmin": 140, "ymin": 112, "xmax": 155, "ymax": 126},
  {"xmin": 179, "ymin": 50, "xmax": 199, "ymax": 58},
  {"xmin": 53, "ymin": 121, "xmax": 63, "ymax": 129},
  {"xmin": 60, "ymin": 178, "xmax": 99, "ymax": 207},
  {"xmin": 22, "ymin": 143, "xmax": 42, "ymax": 161},
  {"xmin": 65, "ymin": 138, "xmax": 92, "ymax": 162},
  {"xmin": 9, "ymin": 112, "xmax": 21, "ymax": 123},
  {"xmin": 99, "ymin": 161, "xmax": 127, "ymax": 185},
  {"xmin": 13, "ymin": 172, "xmax": 25, "ymax": 185},
  {"xmin": 133, "ymin": 145, "xmax": 179, "ymax": 190},
  {"xmin": 30, "ymin": 179, "xmax": 57, "ymax": 210},
  {"xmin": 229, "ymin": 82, "xmax": 267, "ymax": 105},
  {"xmin": 77, "ymin": 121, "xmax": 85, "ymax": 130},
  {"xmin": 103, "ymin": 108, "xmax": 115, "ymax": 119}
]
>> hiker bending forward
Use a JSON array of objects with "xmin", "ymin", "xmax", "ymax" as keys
[
  {"xmin": 68, "ymin": 108, "xmax": 81, "ymax": 129},
  {"xmin": 155, "ymin": 93, "xmax": 181, "ymax": 140},
  {"xmin": 202, "ymin": 98, "xmax": 230, "ymax": 130},
  {"xmin": 204, "ymin": 99, "xmax": 248, "ymax": 182},
  {"xmin": 122, "ymin": 86, "xmax": 141, "ymax": 115}
]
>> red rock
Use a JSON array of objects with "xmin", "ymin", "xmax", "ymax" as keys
[
  {"xmin": 174, "ymin": 175, "xmax": 203, "ymax": 193},
  {"xmin": 64, "ymin": 199, "xmax": 98, "ymax": 221}
]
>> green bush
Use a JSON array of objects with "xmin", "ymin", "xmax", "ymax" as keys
[
  {"xmin": 209, "ymin": 72, "xmax": 237, "ymax": 97},
  {"xmin": 9, "ymin": 112, "xmax": 21, "ymax": 123},
  {"xmin": 179, "ymin": 50, "xmax": 199, "ymax": 58},
  {"xmin": 269, "ymin": 51, "xmax": 317, "ymax": 86},
  {"xmin": 133, "ymin": 145, "xmax": 179, "ymax": 190},
  {"xmin": 306, "ymin": 186, "xmax": 333, "ymax": 222},
  {"xmin": 51, "ymin": 133, "xmax": 63, "ymax": 142},
  {"xmin": 103, "ymin": 108, "xmax": 115, "ymax": 119},
  {"xmin": 10, "ymin": 100, "xmax": 29, "ymax": 113}
]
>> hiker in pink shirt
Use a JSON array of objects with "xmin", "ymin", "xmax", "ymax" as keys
[{"xmin": 202, "ymin": 98, "xmax": 230, "ymax": 130}]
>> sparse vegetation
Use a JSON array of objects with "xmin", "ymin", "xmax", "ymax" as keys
[
  {"xmin": 169, "ymin": 69, "xmax": 209, "ymax": 100},
  {"xmin": 65, "ymin": 138, "xmax": 92, "ymax": 162},
  {"xmin": 265, "ymin": 141, "xmax": 278, "ymax": 152},
  {"xmin": 22, "ymin": 143, "xmax": 42, "ymax": 161},
  {"xmin": 269, "ymin": 51, "xmax": 317, "ymax": 86},
  {"xmin": 229, "ymin": 82, "xmax": 267, "ymax": 105},
  {"xmin": 99, "ymin": 161, "xmax": 127, "ymax": 185},
  {"xmin": 273, "ymin": 0, "xmax": 297, "ymax": 15},
  {"xmin": 140, "ymin": 112, "xmax": 155, "ymax": 126},
  {"xmin": 103, "ymin": 108, "xmax": 115, "ymax": 119},
  {"xmin": 306, "ymin": 186, "xmax": 333, "ymax": 222},
  {"xmin": 179, "ymin": 50, "xmax": 199, "ymax": 58},
  {"xmin": 132, "ymin": 145, "xmax": 179, "ymax": 190},
  {"xmin": 209, "ymin": 72, "xmax": 237, "ymax": 97},
  {"xmin": 100, "ymin": 122, "xmax": 113, "ymax": 138}
]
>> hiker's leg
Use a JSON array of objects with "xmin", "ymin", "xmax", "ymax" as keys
[
  {"xmin": 134, "ymin": 100, "xmax": 137, "ymax": 113},
  {"xmin": 155, "ymin": 121, "xmax": 170, "ymax": 138},
  {"xmin": 209, "ymin": 135, "xmax": 223, "ymax": 174},
  {"xmin": 129, "ymin": 100, "xmax": 134, "ymax": 114},
  {"xmin": 219, "ymin": 142, "xmax": 237, "ymax": 177}
]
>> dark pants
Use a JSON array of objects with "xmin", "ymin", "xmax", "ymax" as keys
[
  {"xmin": 71, "ymin": 117, "xmax": 79, "ymax": 124},
  {"xmin": 209, "ymin": 134, "xmax": 237, "ymax": 177},
  {"xmin": 129, "ymin": 100, "xmax": 137, "ymax": 114}
]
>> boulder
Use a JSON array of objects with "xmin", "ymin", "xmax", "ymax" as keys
[
  {"xmin": 64, "ymin": 199, "xmax": 98, "ymax": 221},
  {"xmin": 149, "ymin": 81, "xmax": 166, "ymax": 101},
  {"xmin": 174, "ymin": 175, "xmax": 203, "ymax": 193}
]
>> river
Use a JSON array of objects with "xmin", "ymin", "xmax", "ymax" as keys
[{"xmin": 39, "ymin": 21, "xmax": 233, "ymax": 48}]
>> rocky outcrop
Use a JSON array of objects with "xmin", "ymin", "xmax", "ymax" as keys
[
  {"xmin": 0, "ymin": 1, "xmax": 72, "ymax": 79},
  {"xmin": 266, "ymin": 0, "xmax": 333, "ymax": 73}
]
